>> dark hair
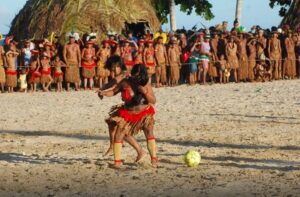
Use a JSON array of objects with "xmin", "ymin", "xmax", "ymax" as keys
[
  {"xmin": 105, "ymin": 55, "xmax": 126, "ymax": 71},
  {"xmin": 131, "ymin": 64, "xmax": 149, "ymax": 86}
]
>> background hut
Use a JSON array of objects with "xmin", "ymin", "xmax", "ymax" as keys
[{"xmin": 9, "ymin": 0, "xmax": 161, "ymax": 41}]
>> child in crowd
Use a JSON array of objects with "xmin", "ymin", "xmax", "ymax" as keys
[
  {"xmin": 254, "ymin": 60, "xmax": 271, "ymax": 82},
  {"xmin": 18, "ymin": 69, "xmax": 28, "ymax": 92},
  {"xmin": 52, "ymin": 55, "xmax": 65, "ymax": 92}
]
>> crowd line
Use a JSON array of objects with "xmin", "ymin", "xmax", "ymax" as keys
[{"xmin": 0, "ymin": 20, "xmax": 299, "ymax": 93}]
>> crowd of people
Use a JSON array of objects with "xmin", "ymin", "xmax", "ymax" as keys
[{"xmin": 0, "ymin": 20, "xmax": 300, "ymax": 93}]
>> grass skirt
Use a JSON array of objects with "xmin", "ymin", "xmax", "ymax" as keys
[
  {"xmin": 106, "ymin": 104, "xmax": 155, "ymax": 136},
  {"xmin": 238, "ymin": 55, "xmax": 249, "ymax": 80},
  {"xmin": 97, "ymin": 62, "xmax": 110, "ymax": 78},
  {"xmin": 82, "ymin": 67, "xmax": 95, "ymax": 79},
  {"xmin": 65, "ymin": 64, "xmax": 80, "ymax": 83},
  {"xmin": 6, "ymin": 71, "xmax": 17, "ymax": 87},
  {"xmin": 170, "ymin": 64, "xmax": 180, "ymax": 81},
  {"xmin": 54, "ymin": 72, "xmax": 64, "ymax": 83},
  {"xmin": 0, "ymin": 66, "xmax": 5, "ymax": 83}
]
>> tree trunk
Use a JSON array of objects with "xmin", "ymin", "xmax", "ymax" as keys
[
  {"xmin": 235, "ymin": 0, "xmax": 243, "ymax": 23},
  {"xmin": 169, "ymin": 0, "xmax": 177, "ymax": 32},
  {"xmin": 281, "ymin": 0, "xmax": 300, "ymax": 29}
]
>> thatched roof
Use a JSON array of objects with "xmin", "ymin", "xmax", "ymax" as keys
[{"xmin": 9, "ymin": 0, "xmax": 161, "ymax": 40}]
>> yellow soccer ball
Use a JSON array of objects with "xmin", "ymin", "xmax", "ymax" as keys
[{"xmin": 184, "ymin": 150, "xmax": 201, "ymax": 167}]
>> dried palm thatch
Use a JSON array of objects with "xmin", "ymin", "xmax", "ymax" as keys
[{"xmin": 9, "ymin": 0, "xmax": 161, "ymax": 40}]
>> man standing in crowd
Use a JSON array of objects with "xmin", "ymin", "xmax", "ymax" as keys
[{"xmin": 63, "ymin": 34, "xmax": 81, "ymax": 91}]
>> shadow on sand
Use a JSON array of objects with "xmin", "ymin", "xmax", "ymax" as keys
[
  {"xmin": 1, "ymin": 129, "xmax": 300, "ymax": 171},
  {"xmin": 0, "ymin": 152, "xmax": 96, "ymax": 165},
  {"xmin": 208, "ymin": 113, "xmax": 300, "ymax": 125},
  {"xmin": 202, "ymin": 155, "xmax": 300, "ymax": 171},
  {"xmin": 0, "ymin": 130, "xmax": 109, "ymax": 141},
  {"xmin": 157, "ymin": 138, "xmax": 300, "ymax": 151}
]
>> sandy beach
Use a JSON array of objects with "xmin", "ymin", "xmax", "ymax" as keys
[{"xmin": 0, "ymin": 80, "xmax": 300, "ymax": 196}]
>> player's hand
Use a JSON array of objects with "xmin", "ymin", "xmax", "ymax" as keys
[{"xmin": 96, "ymin": 90, "xmax": 104, "ymax": 99}]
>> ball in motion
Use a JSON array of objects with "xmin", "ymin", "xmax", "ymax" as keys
[{"xmin": 184, "ymin": 150, "xmax": 201, "ymax": 167}]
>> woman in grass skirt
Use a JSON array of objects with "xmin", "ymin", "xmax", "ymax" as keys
[{"xmin": 98, "ymin": 63, "xmax": 158, "ymax": 167}]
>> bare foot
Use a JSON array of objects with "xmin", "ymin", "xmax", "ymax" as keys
[
  {"xmin": 151, "ymin": 157, "xmax": 159, "ymax": 168},
  {"xmin": 135, "ymin": 149, "xmax": 147, "ymax": 163},
  {"xmin": 109, "ymin": 163, "xmax": 123, "ymax": 169},
  {"xmin": 103, "ymin": 147, "xmax": 113, "ymax": 157}
]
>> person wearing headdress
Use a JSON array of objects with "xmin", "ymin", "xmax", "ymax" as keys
[
  {"xmin": 40, "ymin": 52, "xmax": 53, "ymax": 92},
  {"xmin": 111, "ymin": 40, "xmax": 121, "ymax": 56},
  {"xmin": 189, "ymin": 38, "xmax": 201, "ymax": 85},
  {"xmin": 44, "ymin": 42, "xmax": 55, "ymax": 59},
  {"xmin": 296, "ymin": 30, "xmax": 300, "ymax": 78},
  {"xmin": 134, "ymin": 39, "xmax": 145, "ymax": 65},
  {"xmin": 256, "ymin": 29, "xmax": 267, "ymax": 61},
  {"xmin": 5, "ymin": 47, "xmax": 19, "ymax": 92},
  {"xmin": 231, "ymin": 19, "xmax": 239, "ymax": 33},
  {"xmin": 254, "ymin": 60, "xmax": 270, "ymax": 82},
  {"xmin": 28, "ymin": 50, "xmax": 41, "ymax": 92},
  {"xmin": 52, "ymin": 35, "xmax": 64, "ymax": 61},
  {"xmin": 154, "ymin": 36, "xmax": 168, "ymax": 87},
  {"xmin": 121, "ymin": 39, "xmax": 137, "ymax": 74},
  {"xmin": 0, "ymin": 44, "xmax": 6, "ymax": 92},
  {"xmin": 283, "ymin": 31, "xmax": 296, "ymax": 79},
  {"xmin": 268, "ymin": 30, "xmax": 282, "ymax": 80},
  {"xmin": 153, "ymin": 28, "xmax": 167, "ymax": 44},
  {"xmin": 81, "ymin": 41, "xmax": 97, "ymax": 90},
  {"xmin": 226, "ymin": 36, "xmax": 239, "ymax": 82},
  {"xmin": 168, "ymin": 38, "xmax": 181, "ymax": 86},
  {"xmin": 145, "ymin": 29, "xmax": 153, "ymax": 41},
  {"xmin": 52, "ymin": 55, "xmax": 65, "ymax": 92},
  {"xmin": 236, "ymin": 32, "xmax": 249, "ymax": 82},
  {"xmin": 143, "ymin": 40, "xmax": 156, "ymax": 82},
  {"xmin": 215, "ymin": 54, "xmax": 228, "ymax": 83},
  {"xmin": 247, "ymin": 37, "xmax": 257, "ymax": 82},
  {"xmin": 63, "ymin": 33, "xmax": 81, "ymax": 91},
  {"xmin": 96, "ymin": 40, "xmax": 111, "ymax": 89},
  {"xmin": 198, "ymin": 34, "xmax": 211, "ymax": 84},
  {"xmin": 209, "ymin": 32, "xmax": 219, "ymax": 82}
]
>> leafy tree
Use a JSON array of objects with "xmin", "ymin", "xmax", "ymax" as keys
[
  {"xmin": 269, "ymin": 0, "xmax": 299, "ymax": 28},
  {"xmin": 154, "ymin": 0, "xmax": 214, "ymax": 24},
  {"xmin": 269, "ymin": 0, "xmax": 292, "ymax": 16}
]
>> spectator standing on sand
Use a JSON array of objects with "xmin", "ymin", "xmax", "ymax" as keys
[{"xmin": 63, "ymin": 34, "xmax": 81, "ymax": 91}]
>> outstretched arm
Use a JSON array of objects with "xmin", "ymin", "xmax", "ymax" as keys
[
  {"xmin": 97, "ymin": 80, "xmax": 122, "ymax": 99},
  {"xmin": 97, "ymin": 85, "xmax": 120, "ymax": 98},
  {"xmin": 100, "ymin": 78, "xmax": 117, "ymax": 91}
]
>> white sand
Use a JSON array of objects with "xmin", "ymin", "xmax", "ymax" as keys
[{"xmin": 0, "ymin": 80, "xmax": 300, "ymax": 196}]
